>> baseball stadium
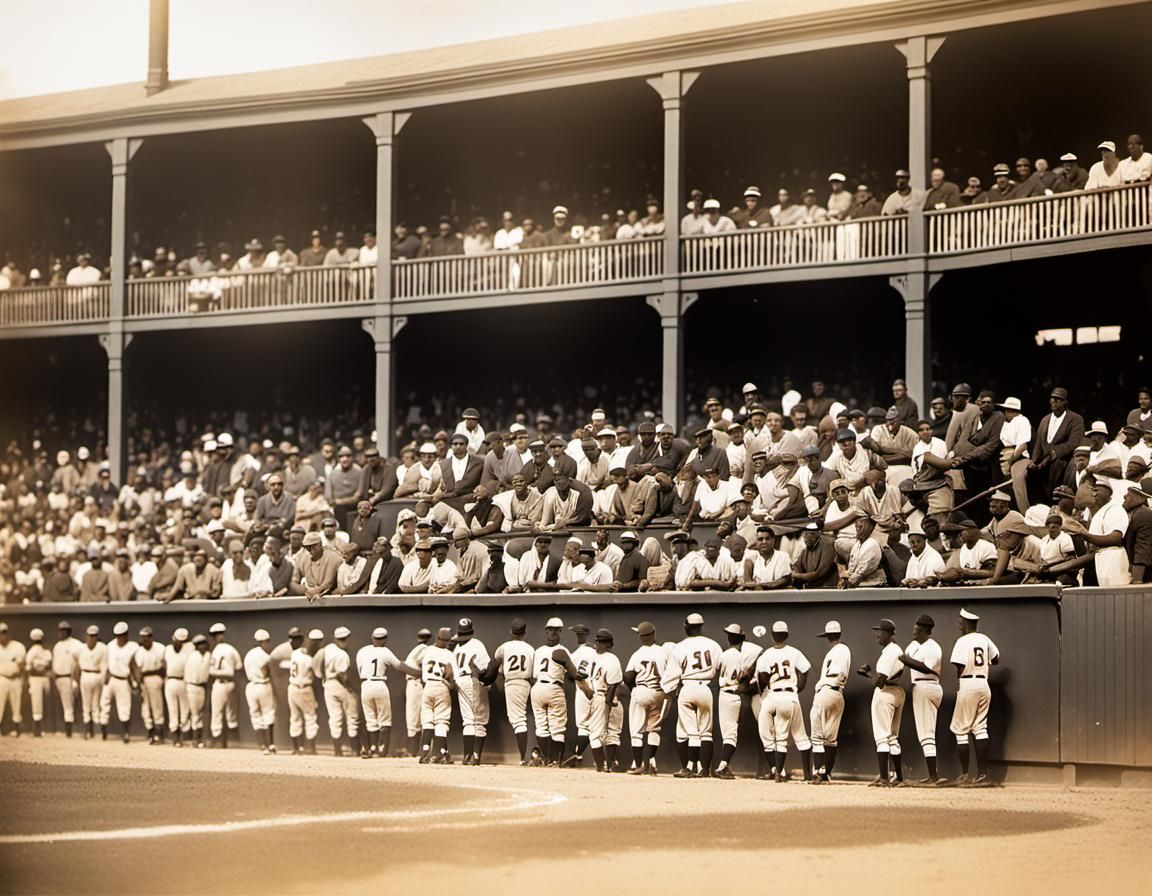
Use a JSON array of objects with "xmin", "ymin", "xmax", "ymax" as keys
[{"xmin": 1, "ymin": 1, "xmax": 1151, "ymax": 894}]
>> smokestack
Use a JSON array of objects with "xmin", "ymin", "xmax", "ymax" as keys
[{"xmin": 145, "ymin": 0, "xmax": 169, "ymax": 96}]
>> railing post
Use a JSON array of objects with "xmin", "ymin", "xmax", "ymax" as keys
[
  {"xmin": 890, "ymin": 272, "xmax": 939, "ymax": 415},
  {"xmin": 647, "ymin": 70, "xmax": 699, "ymax": 286},
  {"xmin": 647, "ymin": 291, "xmax": 697, "ymax": 433}
]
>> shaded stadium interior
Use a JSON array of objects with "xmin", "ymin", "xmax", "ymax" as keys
[{"xmin": 1, "ymin": 4, "xmax": 1150, "ymax": 454}]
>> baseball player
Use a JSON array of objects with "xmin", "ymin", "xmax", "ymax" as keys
[
  {"xmin": 857, "ymin": 618, "xmax": 906, "ymax": 786},
  {"xmin": 77, "ymin": 624, "xmax": 107, "ymax": 739},
  {"xmin": 99, "ymin": 621, "xmax": 138, "ymax": 743},
  {"xmin": 52, "ymin": 621, "xmax": 82, "ymax": 737},
  {"xmin": 288, "ymin": 629, "xmax": 323, "ymax": 755},
  {"xmin": 754, "ymin": 621, "xmax": 813, "ymax": 782},
  {"xmin": 452, "ymin": 618, "xmax": 491, "ymax": 766},
  {"xmin": 950, "ymin": 608, "xmax": 1000, "ymax": 787},
  {"xmin": 321, "ymin": 626, "xmax": 361, "ymax": 756},
  {"xmin": 563, "ymin": 623, "xmax": 597, "ymax": 767},
  {"xmin": 586, "ymin": 628, "xmax": 624, "ymax": 772},
  {"xmin": 419, "ymin": 626, "xmax": 457, "ymax": 764},
  {"xmin": 184, "ymin": 634, "xmax": 212, "ymax": 747},
  {"xmin": 0, "ymin": 623, "xmax": 26, "ymax": 735},
  {"xmin": 810, "ymin": 620, "xmax": 851, "ymax": 783},
  {"xmin": 131, "ymin": 626, "xmax": 167, "ymax": 744},
  {"xmin": 356, "ymin": 627, "xmax": 420, "ymax": 758},
  {"xmin": 25, "ymin": 629, "xmax": 52, "ymax": 737},
  {"xmin": 531, "ymin": 616, "xmax": 586, "ymax": 767},
  {"xmin": 163, "ymin": 628, "xmax": 193, "ymax": 746},
  {"xmin": 403, "ymin": 628, "xmax": 432, "ymax": 757},
  {"xmin": 714, "ymin": 623, "xmax": 762, "ymax": 779},
  {"xmin": 479, "ymin": 619, "xmax": 535, "ymax": 764},
  {"xmin": 898, "ymin": 614, "xmax": 944, "ymax": 784},
  {"xmin": 623, "ymin": 620, "xmax": 668, "ymax": 775},
  {"xmin": 662, "ymin": 612, "xmax": 723, "ymax": 778},
  {"xmin": 208, "ymin": 623, "xmax": 242, "ymax": 748},
  {"xmin": 244, "ymin": 629, "xmax": 277, "ymax": 754}
]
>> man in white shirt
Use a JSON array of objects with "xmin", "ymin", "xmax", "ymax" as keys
[
  {"xmin": 1064, "ymin": 479, "xmax": 1129, "ymax": 586},
  {"xmin": 358, "ymin": 231, "xmax": 378, "ymax": 266},
  {"xmin": 1085, "ymin": 140, "xmax": 1124, "ymax": 190},
  {"xmin": 810, "ymin": 621, "xmax": 851, "ymax": 783},
  {"xmin": 65, "ymin": 253, "xmax": 102, "ymax": 286},
  {"xmin": 842, "ymin": 517, "xmax": 885, "ymax": 587},
  {"xmin": 897, "ymin": 615, "xmax": 944, "ymax": 783},
  {"xmin": 1118, "ymin": 133, "xmax": 1152, "ymax": 183},
  {"xmin": 902, "ymin": 526, "xmax": 945, "ymax": 587},
  {"xmin": 699, "ymin": 198, "xmax": 737, "ymax": 234},
  {"xmin": 754, "ymin": 621, "xmax": 813, "ymax": 782}
]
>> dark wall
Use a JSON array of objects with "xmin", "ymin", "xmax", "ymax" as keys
[{"xmin": 0, "ymin": 586, "xmax": 1061, "ymax": 778}]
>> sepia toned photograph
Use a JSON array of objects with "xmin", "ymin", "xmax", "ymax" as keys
[{"xmin": 0, "ymin": 1, "xmax": 1150, "ymax": 893}]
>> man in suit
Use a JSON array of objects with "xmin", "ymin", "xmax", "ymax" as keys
[
  {"xmin": 1023, "ymin": 387, "xmax": 1085, "ymax": 506},
  {"xmin": 950, "ymin": 392, "xmax": 1005, "ymax": 516},
  {"xmin": 439, "ymin": 433, "xmax": 484, "ymax": 511}
]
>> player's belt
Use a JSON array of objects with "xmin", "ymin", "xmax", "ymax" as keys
[
  {"xmin": 165, "ymin": 676, "xmax": 183, "ymax": 680},
  {"xmin": 248, "ymin": 679, "xmax": 270, "ymax": 685},
  {"xmin": 81, "ymin": 668, "xmax": 102, "ymax": 674},
  {"xmin": 721, "ymin": 687, "xmax": 741, "ymax": 694},
  {"xmin": 289, "ymin": 682, "xmax": 312, "ymax": 688},
  {"xmin": 109, "ymin": 673, "xmax": 128, "ymax": 680},
  {"xmin": 960, "ymin": 674, "xmax": 987, "ymax": 679},
  {"xmin": 212, "ymin": 675, "xmax": 234, "ymax": 682},
  {"xmin": 141, "ymin": 670, "xmax": 163, "ymax": 676},
  {"xmin": 771, "ymin": 687, "xmax": 796, "ymax": 692},
  {"xmin": 913, "ymin": 677, "xmax": 939, "ymax": 683},
  {"xmin": 364, "ymin": 678, "xmax": 387, "ymax": 682},
  {"xmin": 819, "ymin": 685, "xmax": 841, "ymax": 691},
  {"xmin": 55, "ymin": 673, "xmax": 75, "ymax": 678}
]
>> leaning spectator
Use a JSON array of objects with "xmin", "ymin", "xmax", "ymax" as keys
[
  {"xmin": 236, "ymin": 239, "xmax": 265, "ymax": 270},
  {"xmin": 882, "ymin": 169, "xmax": 926, "ymax": 215},
  {"xmin": 65, "ymin": 253, "xmax": 101, "ymax": 285},
  {"xmin": 700, "ymin": 199, "xmax": 737, "ymax": 233},
  {"xmin": 426, "ymin": 217, "xmax": 463, "ymax": 257},
  {"xmin": 359, "ymin": 230, "xmax": 378, "ymax": 266},
  {"xmin": 186, "ymin": 242, "xmax": 216, "ymax": 275},
  {"xmin": 636, "ymin": 198, "xmax": 665, "ymax": 236},
  {"xmin": 731, "ymin": 186, "xmax": 773, "ymax": 229},
  {"xmin": 264, "ymin": 234, "xmax": 298, "ymax": 270},
  {"xmin": 324, "ymin": 232, "xmax": 359, "ymax": 266},
  {"xmin": 615, "ymin": 210, "xmax": 641, "ymax": 239},
  {"xmin": 799, "ymin": 189, "xmax": 828, "ymax": 223},
  {"xmin": 1085, "ymin": 141, "xmax": 1123, "ymax": 190},
  {"xmin": 463, "ymin": 219, "xmax": 494, "ymax": 256},
  {"xmin": 846, "ymin": 184, "xmax": 881, "ymax": 219},
  {"xmin": 493, "ymin": 212, "xmax": 523, "ymax": 251},
  {"xmin": 825, "ymin": 173, "xmax": 852, "ymax": 220},
  {"xmin": 298, "ymin": 230, "xmax": 327, "ymax": 266},
  {"xmin": 1057, "ymin": 153, "xmax": 1088, "ymax": 190},
  {"xmin": 1118, "ymin": 133, "xmax": 1152, "ymax": 183},
  {"xmin": 768, "ymin": 189, "xmax": 804, "ymax": 226}
]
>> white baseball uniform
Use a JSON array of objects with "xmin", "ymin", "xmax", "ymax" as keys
[
  {"xmin": 453, "ymin": 637, "xmax": 491, "ymax": 738},
  {"xmin": 871, "ymin": 642, "xmax": 905, "ymax": 754},
  {"xmin": 183, "ymin": 648, "xmax": 212, "ymax": 734},
  {"xmin": 717, "ymin": 641, "xmax": 762, "ymax": 746},
  {"xmin": 493, "ymin": 639, "xmax": 535, "ymax": 734},
  {"xmin": 321, "ymin": 642, "xmax": 359, "ymax": 739},
  {"xmin": 587, "ymin": 650, "xmax": 624, "ymax": 749},
  {"xmin": 163, "ymin": 642, "xmax": 193, "ymax": 733},
  {"xmin": 906, "ymin": 637, "xmax": 942, "ymax": 757},
  {"xmin": 624, "ymin": 643, "xmax": 668, "ymax": 747},
  {"xmin": 99, "ymin": 639, "xmax": 138, "ymax": 725},
  {"xmin": 810, "ymin": 642, "xmax": 851, "ymax": 749},
  {"xmin": 77, "ymin": 640, "xmax": 108, "ymax": 724},
  {"xmin": 25, "ymin": 643, "xmax": 52, "ymax": 722},
  {"xmin": 134, "ymin": 642, "xmax": 166, "ymax": 731},
  {"xmin": 531, "ymin": 643, "xmax": 572, "ymax": 742},
  {"xmin": 420, "ymin": 645, "xmax": 454, "ymax": 736},
  {"xmin": 949, "ymin": 632, "xmax": 999, "ymax": 742},
  {"xmin": 356, "ymin": 644, "xmax": 405, "ymax": 732},
  {"xmin": 404, "ymin": 641, "xmax": 428, "ymax": 738},
  {"xmin": 755, "ymin": 645, "xmax": 812, "ymax": 751},
  {"xmin": 288, "ymin": 647, "xmax": 320, "ymax": 739},
  {"xmin": 571, "ymin": 643, "xmax": 597, "ymax": 736},
  {"xmin": 243, "ymin": 646, "xmax": 276, "ymax": 730},
  {"xmin": 209, "ymin": 641, "xmax": 242, "ymax": 738},
  {"xmin": 662, "ymin": 635, "xmax": 723, "ymax": 746},
  {"xmin": 52, "ymin": 636, "xmax": 82, "ymax": 724}
]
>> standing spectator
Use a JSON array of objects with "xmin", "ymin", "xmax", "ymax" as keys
[
  {"xmin": 998, "ymin": 397, "xmax": 1033, "ymax": 510},
  {"xmin": 323, "ymin": 232, "xmax": 359, "ymax": 266},
  {"xmin": 520, "ymin": 218, "xmax": 547, "ymax": 250},
  {"xmin": 891, "ymin": 379, "xmax": 919, "ymax": 428},
  {"xmin": 493, "ymin": 213, "xmax": 523, "ymax": 251},
  {"xmin": 847, "ymin": 185, "xmax": 881, "ymax": 219},
  {"xmin": 545, "ymin": 207, "xmax": 576, "ymax": 246},
  {"xmin": 916, "ymin": 168, "xmax": 963, "ymax": 209},
  {"xmin": 768, "ymin": 190, "xmax": 804, "ymax": 226},
  {"xmin": 637, "ymin": 198, "xmax": 665, "ymax": 236},
  {"xmin": 681, "ymin": 189, "xmax": 706, "ymax": 235},
  {"xmin": 700, "ymin": 199, "xmax": 737, "ymax": 233},
  {"xmin": 298, "ymin": 230, "xmax": 327, "ymax": 266},
  {"xmin": 236, "ymin": 239, "xmax": 265, "ymax": 271},
  {"xmin": 730, "ymin": 186, "xmax": 772, "ymax": 229},
  {"xmin": 264, "ymin": 235, "xmax": 298, "ymax": 270},
  {"xmin": 425, "ymin": 218, "xmax": 463, "ymax": 257},
  {"xmin": 1085, "ymin": 141, "xmax": 1123, "ymax": 190},
  {"xmin": 1057, "ymin": 153, "xmax": 1089, "ymax": 190},
  {"xmin": 825, "ymin": 173, "xmax": 852, "ymax": 220},
  {"xmin": 325, "ymin": 447, "xmax": 363, "ymax": 526},
  {"xmin": 391, "ymin": 223, "xmax": 422, "ymax": 259},
  {"xmin": 1119, "ymin": 134, "xmax": 1152, "ymax": 183},
  {"xmin": 1124, "ymin": 480, "xmax": 1152, "ymax": 583},
  {"xmin": 66, "ymin": 253, "xmax": 101, "ymax": 285},
  {"xmin": 799, "ymin": 189, "xmax": 828, "ymax": 223},
  {"xmin": 1026, "ymin": 387, "xmax": 1085, "ymax": 501},
  {"xmin": 186, "ymin": 243, "xmax": 216, "ymax": 275},
  {"xmin": 254, "ymin": 474, "xmax": 296, "ymax": 529},
  {"xmin": 359, "ymin": 231, "xmax": 378, "ymax": 266},
  {"xmin": 881, "ymin": 169, "xmax": 926, "ymax": 215},
  {"xmin": 463, "ymin": 219, "xmax": 494, "ymax": 256}
]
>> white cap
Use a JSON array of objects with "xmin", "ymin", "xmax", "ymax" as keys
[
  {"xmin": 77, "ymin": 446, "xmax": 91, "ymax": 460},
  {"xmin": 1060, "ymin": 152, "xmax": 1077, "ymax": 162},
  {"xmin": 685, "ymin": 612, "xmax": 705, "ymax": 625},
  {"xmin": 743, "ymin": 186, "xmax": 761, "ymax": 197},
  {"xmin": 702, "ymin": 198, "xmax": 721, "ymax": 210},
  {"xmin": 1097, "ymin": 140, "xmax": 1116, "ymax": 152},
  {"xmin": 820, "ymin": 620, "xmax": 841, "ymax": 636},
  {"xmin": 509, "ymin": 422, "xmax": 527, "ymax": 433},
  {"xmin": 253, "ymin": 629, "xmax": 270, "ymax": 641},
  {"xmin": 206, "ymin": 520, "xmax": 225, "ymax": 533},
  {"xmin": 204, "ymin": 440, "xmax": 218, "ymax": 452},
  {"xmin": 771, "ymin": 620, "xmax": 788, "ymax": 634},
  {"xmin": 30, "ymin": 628, "xmax": 44, "ymax": 641},
  {"xmin": 1087, "ymin": 420, "xmax": 1109, "ymax": 436},
  {"xmin": 591, "ymin": 410, "xmax": 606, "ymax": 422},
  {"xmin": 596, "ymin": 427, "xmax": 617, "ymax": 438},
  {"xmin": 999, "ymin": 396, "xmax": 1022, "ymax": 412},
  {"xmin": 907, "ymin": 522, "xmax": 925, "ymax": 536},
  {"xmin": 334, "ymin": 626, "xmax": 351, "ymax": 639},
  {"xmin": 86, "ymin": 624, "xmax": 100, "ymax": 636},
  {"xmin": 209, "ymin": 623, "xmax": 226, "ymax": 634},
  {"xmin": 545, "ymin": 617, "xmax": 564, "ymax": 628},
  {"xmin": 419, "ymin": 442, "xmax": 437, "ymax": 453},
  {"xmin": 173, "ymin": 628, "xmax": 189, "ymax": 642},
  {"xmin": 722, "ymin": 623, "xmax": 744, "ymax": 635},
  {"xmin": 828, "ymin": 172, "xmax": 847, "ymax": 182},
  {"xmin": 751, "ymin": 624, "xmax": 767, "ymax": 638},
  {"xmin": 619, "ymin": 530, "xmax": 639, "ymax": 542},
  {"xmin": 217, "ymin": 432, "xmax": 234, "ymax": 447},
  {"xmin": 655, "ymin": 423, "xmax": 674, "ymax": 434},
  {"xmin": 112, "ymin": 622, "xmax": 128, "ymax": 635},
  {"xmin": 552, "ymin": 205, "xmax": 569, "ymax": 215},
  {"xmin": 741, "ymin": 382, "xmax": 758, "ymax": 394},
  {"xmin": 372, "ymin": 627, "xmax": 388, "ymax": 639},
  {"xmin": 308, "ymin": 628, "xmax": 324, "ymax": 640},
  {"xmin": 959, "ymin": 608, "xmax": 980, "ymax": 621}
]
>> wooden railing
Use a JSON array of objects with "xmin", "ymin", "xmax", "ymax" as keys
[
  {"xmin": 927, "ymin": 181, "xmax": 1152, "ymax": 255},
  {"xmin": 0, "ymin": 282, "xmax": 110, "ymax": 327},
  {"xmin": 681, "ymin": 215, "xmax": 908, "ymax": 274},
  {"xmin": 392, "ymin": 236, "xmax": 664, "ymax": 300},
  {"xmin": 126, "ymin": 264, "xmax": 376, "ymax": 318}
]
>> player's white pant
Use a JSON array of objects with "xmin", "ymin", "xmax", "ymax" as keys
[
  {"xmin": 950, "ymin": 679, "xmax": 991, "ymax": 742},
  {"xmin": 420, "ymin": 680, "xmax": 452, "ymax": 737},
  {"xmin": 186, "ymin": 683, "xmax": 207, "ymax": 732},
  {"xmin": 717, "ymin": 689, "xmax": 745, "ymax": 747},
  {"xmin": 165, "ymin": 678, "xmax": 189, "ymax": 732},
  {"xmin": 676, "ymin": 681, "xmax": 714, "ymax": 747},
  {"xmin": 28, "ymin": 675, "xmax": 50, "ymax": 722},
  {"xmin": 55, "ymin": 676, "xmax": 77, "ymax": 724},
  {"xmin": 912, "ymin": 681, "xmax": 942, "ymax": 757},
  {"xmin": 758, "ymin": 691, "xmax": 811, "ymax": 751},
  {"xmin": 530, "ymin": 681, "xmax": 566, "ymax": 742},
  {"xmin": 288, "ymin": 684, "xmax": 319, "ymax": 739},
  {"xmin": 871, "ymin": 685, "xmax": 905, "ymax": 754},
  {"xmin": 210, "ymin": 680, "xmax": 239, "ymax": 737},
  {"xmin": 245, "ymin": 681, "xmax": 276, "ymax": 730},
  {"xmin": 503, "ymin": 678, "xmax": 531, "ymax": 734},
  {"xmin": 628, "ymin": 685, "xmax": 663, "ymax": 747},
  {"xmin": 361, "ymin": 681, "xmax": 392, "ymax": 732},
  {"xmin": 405, "ymin": 679, "xmax": 423, "ymax": 737},
  {"xmin": 323, "ymin": 680, "xmax": 359, "ymax": 738},
  {"xmin": 139, "ymin": 675, "xmax": 165, "ymax": 730},
  {"xmin": 456, "ymin": 677, "xmax": 489, "ymax": 738},
  {"xmin": 99, "ymin": 676, "xmax": 132, "ymax": 725},
  {"xmin": 809, "ymin": 686, "xmax": 844, "ymax": 748},
  {"xmin": 79, "ymin": 671, "xmax": 104, "ymax": 723},
  {"xmin": 588, "ymin": 694, "xmax": 623, "ymax": 749},
  {"xmin": 0, "ymin": 676, "xmax": 20, "ymax": 726}
]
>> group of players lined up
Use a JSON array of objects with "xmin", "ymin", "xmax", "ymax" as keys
[{"xmin": 0, "ymin": 607, "xmax": 1000, "ymax": 786}]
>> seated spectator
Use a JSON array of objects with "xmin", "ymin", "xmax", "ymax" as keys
[
  {"xmin": 493, "ymin": 213, "xmax": 523, "ymax": 251},
  {"xmin": 391, "ymin": 223, "xmax": 423, "ymax": 259},
  {"xmin": 731, "ymin": 186, "xmax": 773, "ymax": 229},
  {"xmin": 463, "ymin": 219, "xmax": 493, "ymax": 256},
  {"xmin": 799, "ymin": 189, "xmax": 828, "ymax": 223},
  {"xmin": 264, "ymin": 235, "xmax": 298, "ymax": 270},
  {"xmin": 298, "ymin": 230, "xmax": 327, "ymax": 266},
  {"xmin": 881, "ymin": 169, "xmax": 925, "ymax": 215},
  {"xmin": 825, "ymin": 173, "xmax": 852, "ymax": 220},
  {"xmin": 768, "ymin": 190, "xmax": 805, "ymax": 227},
  {"xmin": 1085, "ymin": 141, "xmax": 1123, "ymax": 190},
  {"xmin": 1118, "ymin": 134, "xmax": 1152, "ymax": 184},
  {"xmin": 975, "ymin": 164, "xmax": 1015, "ymax": 203},
  {"xmin": 324, "ymin": 232, "xmax": 359, "ymax": 266},
  {"xmin": 959, "ymin": 176, "xmax": 985, "ymax": 204},
  {"xmin": 65, "ymin": 253, "xmax": 101, "ymax": 285},
  {"xmin": 236, "ymin": 239, "xmax": 265, "ymax": 271},
  {"xmin": 923, "ymin": 167, "xmax": 962, "ymax": 210},
  {"xmin": 359, "ymin": 231, "xmax": 378, "ymax": 266},
  {"xmin": 1057, "ymin": 153, "xmax": 1088, "ymax": 190},
  {"xmin": 847, "ymin": 184, "xmax": 881, "ymax": 219},
  {"xmin": 636, "ymin": 199, "xmax": 665, "ymax": 236}
]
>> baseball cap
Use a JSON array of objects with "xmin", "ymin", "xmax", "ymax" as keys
[
  {"xmin": 914, "ymin": 615, "xmax": 935, "ymax": 628},
  {"xmin": 308, "ymin": 628, "xmax": 324, "ymax": 640},
  {"xmin": 436, "ymin": 626, "xmax": 453, "ymax": 641},
  {"xmin": 723, "ymin": 623, "xmax": 744, "ymax": 636},
  {"xmin": 138, "ymin": 626, "xmax": 153, "ymax": 637},
  {"xmin": 959, "ymin": 608, "xmax": 980, "ymax": 621},
  {"xmin": 569, "ymin": 624, "xmax": 590, "ymax": 634},
  {"xmin": 545, "ymin": 617, "xmax": 563, "ymax": 629},
  {"xmin": 594, "ymin": 628, "xmax": 614, "ymax": 642},
  {"xmin": 209, "ymin": 623, "xmax": 226, "ymax": 634},
  {"xmin": 29, "ymin": 628, "xmax": 44, "ymax": 641},
  {"xmin": 253, "ymin": 628, "xmax": 270, "ymax": 641},
  {"xmin": 457, "ymin": 618, "xmax": 474, "ymax": 635},
  {"xmin": 872, "ymin": 619, "xmax": 896, "ymax": 633},
  {"xmin": 771, "ymin": 621, "xmax": 788, "ymax": 634},
  {"xmin": 85, "ymin": 625, "xmax": 100, "ymax": 636},
  {"xmin": 818, "ymin": 621, "xmax": 842, "ymax": 637},
  {"xmin": 58, "ymin": 621, "xmax": 72, "ymax": 630},
  {"xmin": 287, "ymin": 626, "xmax": 303, "ymax": 638},
  {"xmin": 112, "ymin": 622, "xmax": 128, "ymax": 636},
  {"xmin": 416, "ymin": 628, "xmax": 432, "ymax": 638},
  {"xmin": 510, "ymin": 619, "xmax": 527, "ymax": 634},
  {"xmin": 685, "ymin": 613, "xmax": 704, "ymax": 626},
  {"xmin": 632, "ymin": 621, "xmax": 656, "ymax": 636},
  {"xmin": 192, "ymin": 634, "xmax": 208, "ymax": 645},
  {"xmin": 334, "ymin": 626, "xmax": 351, "ymax": 639},
  {"xmin": 302, "ymin": 532, "xmax": 322, "ymax": 546},
  {"xmin": 372, "ymin": 627, "xmax": 388, "ymax": 639}
]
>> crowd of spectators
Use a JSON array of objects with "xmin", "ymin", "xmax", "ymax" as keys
[
  {"xmin": 2, "ymin": 376, "xmax": 1150, "ymax": 604},
  {"xmin": 3, "ymin": 134, "xmax": 1147, "ymax": 292}
]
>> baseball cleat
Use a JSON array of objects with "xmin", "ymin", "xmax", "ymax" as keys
[
  {"xmin": 627, "ymin": 766, "xmax": 646, "ymax": 775},
  {"xmin": 963, "ymin": 774, "xmax": 992, "ymax": 788},
  {"xmin": 868, "ymin": 777, "xmax": 892, "ymax": 787},
  {"xmin": 560, "ymin": 754, "xmax": 583, "ymax": 768},
  {"xmin": 714, "ymin": 767, "xmax": 736, "ymax": 780},
  {"xmin": 673, "ymin": 767, "xmax": 694, "ymax": 778}
]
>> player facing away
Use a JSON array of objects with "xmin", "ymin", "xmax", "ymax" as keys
[
  {"xmin": 810, "ymin": 620, "xmax": 851, "ymax": 783},
  {"xmin": 356, "ymin": 627, "xmax": 421, "ymax": 758},
  {"xmin": 530, "ymin": 617, "xmax": 588, "ymax": 767},
  {"xmin": 452, "ymin": 618, "xmax": 491, "ymax": 766},
  {"xmin": 950, "ymin": 608, "xmax": 1000, "ymax": 787},
  {"xmin": 585, "ymin": 628, "xmax": 625, "ymax": 772},
  {"xmin": 754, "ymin": 621, "xmax": 813, "ymax": 782},
  {"xmin": 562, "ymin": 624, "xmax": 597, "ymax": 768},
  {"xmin": 623, "ymin": 621, "xmax": 668, "ymax": 775},
  {"xmin": 714, "ymin": 622, "xmax": 763, "ymax": 779},
  {"xmin": 479, "ymin": 619, "xmax": 536, "ymax": 765},
  {"xmin": 898, "ymin": 614, "xmax": 944, "ymax": 784},
  {"xmin": 662, "ymin": 613, "xmax": 723, "ymax": 778},
  {"xmin": 858, "ymin": 618, "xmax": 906, "ymax": 786},
  {"xmin": 419, "ymin": 627, "xmax": 457, "ymax": 764},
  {"xmin": 244, "ymin": 629, "xmax": 277, "ymax": 755}
]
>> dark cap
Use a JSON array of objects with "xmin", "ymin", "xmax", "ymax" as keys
[
  {"xmin": 914, "ymin": 614, "xmax": 935, "ymax": 629},
  {"xmin": 594, "ymin": 628, "xmax": 614, "ymax": 642},
  {"xmin": 287, "ymin": 626, "xmax": 303, "ymax": 638},
  {"xmin": 510, "ymin": 618, "xmax": 527, "ymax": 634},
  {"xmin": 951, "ymin": 383, "xmax": 972, "ymax": 396},
  {"xmin": 872, "ymin": 619, "xmax": 896, "ymax": 633},
  {"xmin": 1050, "ymin": 387, "xmax": 1069, "ymax": 400},
  {"xmin": 632, "ymin": 621, "xmax": 656, "ymax": 636},
  {"xmin": 569, "ymin": 624, "xmax": 590, "ymax": 634}
]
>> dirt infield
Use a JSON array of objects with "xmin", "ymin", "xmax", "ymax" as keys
[{"xmin": 0, "ymin": 740, "xmax": 1147, "ymax": 896}]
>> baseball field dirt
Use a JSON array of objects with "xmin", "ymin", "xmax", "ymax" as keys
[{"xmin": 1, "ymin": 739, "xmax": 1147, "ymax": 896}]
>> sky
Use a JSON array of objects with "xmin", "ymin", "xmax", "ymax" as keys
[{"xmin": 0, "ymin": 0, "xmax": 747, "ymax": 100}]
